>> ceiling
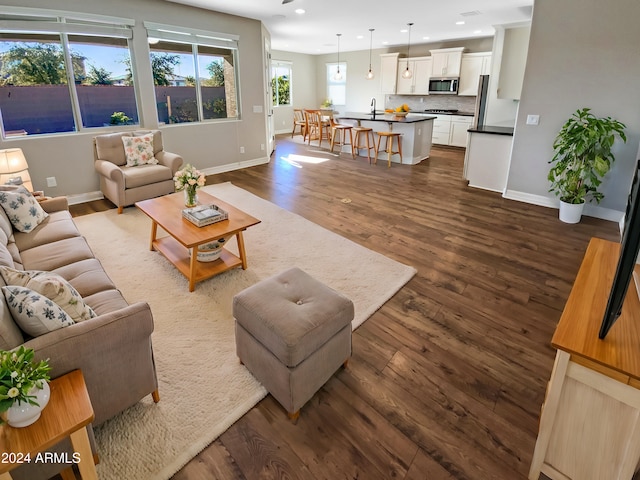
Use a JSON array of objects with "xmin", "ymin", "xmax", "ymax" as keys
[{"xmin": 166, "ymin": 0, "xmax": 534, "ymax": 55}]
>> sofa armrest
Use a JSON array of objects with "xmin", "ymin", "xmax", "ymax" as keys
[
  {"xmin": 38, "ymin": 196, "xmax": 68, "ymax": 213},
  {"xmin": 155, "ymin": 151, "xmax": 184, "ymax": 175},
  {"xmin": 94, "ymin": 158, "xmax": 125, "ymax": 184},
  {"xmin": 23, "ymin": 302, "xmax": 158, "ymax": 425}
]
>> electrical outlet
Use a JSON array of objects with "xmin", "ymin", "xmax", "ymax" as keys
[
  {"xmin": 240, "ymin": 147, "xmax": 245, "ymax": 154},
  {"xmin": 260, "ymin": 144, "xmax": 265, "ymax": 151},
  {"xmin": 526, "ymin": 114, "xmax": 540, "ymax": 125},
  {"xmin": 46, "ymin": 177, "xmax": 57, "ymax": 187}
]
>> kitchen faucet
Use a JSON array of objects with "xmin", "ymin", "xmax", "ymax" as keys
[{"xmin": 370, "ymin": 97, "xmax": 376, "ymax": 115}]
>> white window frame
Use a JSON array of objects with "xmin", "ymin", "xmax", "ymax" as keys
[
  {"xmin": 271, "ymin": 60, "xmax": 292, "ymax": 107},
  {"xmin": 144, "ymin": 22, "xmax": 241, "ymax": 122},
  {"xmin": 0, "ymin": 7, "xmax": 137, "ymax": 137},
  {"xmin": 326, "ymin": 62, "xmax": 347, "ymax": 106}
]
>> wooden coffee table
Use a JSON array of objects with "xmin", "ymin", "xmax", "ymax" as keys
[{"xmin": 136, "ymin": 190, "xmax": 261, "ymax": 292}]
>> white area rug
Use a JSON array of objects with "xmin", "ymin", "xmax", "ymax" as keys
[{"xmin": 73, "ymin": 182, "xmax": 416, "ymax": 480}]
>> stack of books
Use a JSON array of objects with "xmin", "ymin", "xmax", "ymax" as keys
[{"xmin": 182, "ymin": 204, "xmax": 229, "ymax": 227}]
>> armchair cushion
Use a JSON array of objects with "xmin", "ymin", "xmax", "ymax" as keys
[
  {"xmin": 122, "ymin": 134, "xmax": 158, "ymax": 167},
  {"xmin": 122, "ymin": 164, "xmax": 174, "ymax": 189}
]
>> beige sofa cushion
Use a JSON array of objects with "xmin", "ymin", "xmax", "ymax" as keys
[
  {"xmin": 0, "ymin": 266, "xmax": 97, "ymax": 323},
  {"xmin": 19, "ymin": 236, "xmax": 95, "ymax": 272},
  {"xmin": 2, "ymin": 286, "xmax": 74, "ymax": 337},
  {"xmin": 13, "ymin": 210, "xmax": 81, "ymax": 252}
]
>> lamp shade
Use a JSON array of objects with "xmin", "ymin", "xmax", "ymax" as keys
[{"xmin": 0, "ymin": 148, "xmax": 33, "ymax": 192}]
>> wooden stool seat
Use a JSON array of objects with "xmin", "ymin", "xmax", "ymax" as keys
[
  {"xmin": 375, "ymin": 131, "xmax": 403, "ymax": 168},
  {"xmin": 352, "ymin": 127, "xmax": 375, "ymax": 164},
  {"xmin": 330, "ymin": 124, "xmax": 354, "ymax": 155}
]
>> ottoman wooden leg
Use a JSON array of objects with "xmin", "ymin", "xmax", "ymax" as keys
[{"xmin": 288, "ymin": 410, "xmax": 300, "ymax": 423}]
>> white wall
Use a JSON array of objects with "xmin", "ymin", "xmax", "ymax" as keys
[
  {"xmin": 0, "ymin": 0, "xmax": 269, "ymax": 200},
  {"xmin": 506, "ymin": 0, "xmax": 640, "ymax": 215}
]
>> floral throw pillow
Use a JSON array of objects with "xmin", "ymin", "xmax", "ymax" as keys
[
  {"xmin": 122, "ymin": 134, "xmax": 158, "ymax": 167},
  {"xmin": 0, "ymin": 266, "xmax": 97, "ymax": 322},
  {"xmin": 2, "ymin": 286, "xmax": 74, "ymax": 337},
  {"xmin": 0, "ymin": 186, "xmax": 48, "ymax": 233}
]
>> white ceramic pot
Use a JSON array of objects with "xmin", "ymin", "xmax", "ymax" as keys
[
  {"xmin": 559, "ymin": 200, "xmax": 585, "ymax": 224},
  {"xmin": 1, "ymin": 381, "xmax": 50, "ymax": 428}
]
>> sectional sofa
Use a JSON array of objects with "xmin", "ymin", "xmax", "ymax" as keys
[{"xmin": 0, "ymin": 190, "xmax": 158, "ymax": 479}]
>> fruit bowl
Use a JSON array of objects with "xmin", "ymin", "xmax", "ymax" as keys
[{"xmin": 393, "ymin": 111, "xmax": 409, "ymax": 117}]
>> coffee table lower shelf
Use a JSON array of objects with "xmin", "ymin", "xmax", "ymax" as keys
[{"xmin": 153, "ymin": 235, "xmax": 243, "ymax": 290}]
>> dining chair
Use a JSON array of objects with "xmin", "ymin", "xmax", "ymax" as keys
[
  {"xmin": 291, "ymin": 109, "xmax": 307, "ymax": 139},
  {"xmin": 304, "ymin": 110, "xmax": 331, "ymax": 148}
]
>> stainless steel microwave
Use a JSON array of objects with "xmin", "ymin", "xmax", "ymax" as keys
[{"xmin": 428, "ymin": 77, "xmax": 459, "ymax": 95}]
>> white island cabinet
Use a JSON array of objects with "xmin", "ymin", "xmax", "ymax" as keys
[
  {"xmin": 464, "ymin": 126, "xmax": 514, "ymax": 192},
  {"xmin": 336, "ymin": 113, "xmax": 436, "ymax": 165}
]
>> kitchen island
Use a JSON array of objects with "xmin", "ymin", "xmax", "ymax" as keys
[{"xmin": 336, "ymin": 112, "xmax": 436, "ymax": 165}]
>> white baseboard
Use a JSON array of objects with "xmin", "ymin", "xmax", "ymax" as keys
[
  {"xmin": 503, "ymin": 189, "xmax": 624, "ymax": 223},
  {"xmin": 65, "ymin": 157, "xmax": 270, "ymax": 206},
  {"xmin": 275, "ymin": 128, "xmax": 291, "ymax": 135}
]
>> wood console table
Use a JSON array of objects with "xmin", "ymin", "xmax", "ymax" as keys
[{"xmin": 529, "ymin": 238, "xmax": 640, "ymax": 480}]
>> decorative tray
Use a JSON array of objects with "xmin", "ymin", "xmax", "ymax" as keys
[{"xmin": 182, "ymin": 204, "xmax": 229, "ymax": 227}]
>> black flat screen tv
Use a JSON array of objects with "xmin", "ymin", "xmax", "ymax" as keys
[{"xmin": 599, "ymin": 156, "xmax": 640, "ymax": 339}]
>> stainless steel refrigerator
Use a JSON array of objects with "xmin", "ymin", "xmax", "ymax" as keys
[{"xmin": 472, "ymin": 74, "xmax": 490, "ymax": 129}]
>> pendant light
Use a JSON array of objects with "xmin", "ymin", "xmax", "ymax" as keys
[
  {"xmin": 366, "ymin": 28, "xmax": 375, "ymax": 80},
  {"xmin": 334, "ymin": 33, "xmax": 343, "ymax": 81},
  {"xmin": 402, "ymin": 22, "xmax": 414, "ymax": 79}
]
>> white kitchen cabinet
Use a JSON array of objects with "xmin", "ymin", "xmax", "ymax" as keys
[
  {"xmin": 379, "ymin": 53, "xmax": 400, "ymax": 94},
  {"xmin": 431, "ymin": 114, "xmax": 451, "ymax": 145},
  {"xmin": 429, "ymin": 47, "xmax": 465, "ymax": 77},
  {"xmin": 458, "ymin": 52, "xmax": 492, "ymax": 96},
  {"xmin": 396, "ymin": 57, "xmax": 431, "ymax": 95},
  {"xmin": 449, "ymin": 115, "xmax": 473, "ymax": 147}
]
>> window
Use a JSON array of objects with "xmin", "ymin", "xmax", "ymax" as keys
[
  {"xmin": 0, "ymin": 8, "xmax": 137, "ymax": 137},
  {"xmin": 271, "ymin": 61, "xmax": 291, "ymax": 106},
  {"xmin": 144, "ymin": 22, "xmax": 240, "ymax": 124},
  {"xmin": 326, "ymin": 63, "xmax": 347, "ymax": 106}
]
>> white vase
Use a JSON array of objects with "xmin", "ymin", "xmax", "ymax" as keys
[
  {"xmin": 1, "ymin": 381, "xmax": 50, "ymax": 428},
  {"xmin": 559, "ymin": 200, "xmax": 585, "ymax": 224}
]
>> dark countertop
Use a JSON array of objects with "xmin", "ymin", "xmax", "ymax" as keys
[
  {"xmin": 337, "ymin": 112, "xmax": 436, "ymax": 123},
  {"xmin": 413, "ymin": 111, "xmax": 475, "ymax": 117},
  {"xmin": 467, "ymin": 125, "xmax": 514, "ymax": 136}
]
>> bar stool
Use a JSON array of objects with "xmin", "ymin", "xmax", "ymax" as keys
[
  {"xmin": 352, "ymin": 127, "xmax": 375, "ymax": 164},
  {"xmin": 375, "ymin": 131, "xmax": 403, "ymax": 168},
  {"xmin": 330, "ymin": 120, "xmax": 354, "ymax": 155}
]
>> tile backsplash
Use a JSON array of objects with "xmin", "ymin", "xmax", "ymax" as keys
[{"xmin": 387, "ymin": 95, "xmax": 477, "ymax": 114}]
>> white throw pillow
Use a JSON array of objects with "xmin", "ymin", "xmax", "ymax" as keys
[
  {"xmin": 0, "ymin": 186, "xmax": 48, "ymax": 233},
  {"xmin": 0, "ymin": 266, "xmax": 97, "ymax": 322},
  {"xmin": 122, "ymin": 134, "xmax": 158, "ymax": 167},
  {"xmin": 2, "ymin": 286, "xmax": 74, "ymax": 337}
]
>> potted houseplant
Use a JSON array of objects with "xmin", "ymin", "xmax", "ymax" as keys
[
  {"xmin": 0, "ymin": 346, "xmax": 51, "ymax": 427},
  {"xmin": 548, "ymin": 107, "xmax": 626, "ymax": 223}
]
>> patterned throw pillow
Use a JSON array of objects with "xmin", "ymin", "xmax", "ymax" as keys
[
  {"xmin": 122, "ymin": 134, "xmax": 158, "ymax": 167},
  {"xmin": 0, "ymin": 266, "xmax": 97, "ymax": 322},
  {"xmin": 0, "ymin": 186, "xmax": 48, "ymax": 233},
  {"xmin": 2, "ymin": 286, "xmax": 74, "ymax": 337}
]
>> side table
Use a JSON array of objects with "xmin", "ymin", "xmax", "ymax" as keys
[{"xmin": 0, "ymin": 370, "xmax": 97, "ymax": 480}]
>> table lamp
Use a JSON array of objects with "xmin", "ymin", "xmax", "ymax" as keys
[{"xmin": 0, "ymin": 148, "xmax": 33, "ymax": 192}]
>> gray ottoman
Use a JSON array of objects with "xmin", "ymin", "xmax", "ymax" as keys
[{"xmin": 233, "ymin": 267, "xmax": 354, "ymax": 420}]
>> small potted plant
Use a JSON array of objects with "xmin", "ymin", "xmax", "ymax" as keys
[
  {"xmin": 174, "ymin": 163, "xmax": 206, "ymax": 207},
  {"xmin": 548, "ymin": 108, "xmax": 626, "ymax": 223},
  {"xmin": 0, "ymin": 346, "xmax": 51, "ymax": 427}
]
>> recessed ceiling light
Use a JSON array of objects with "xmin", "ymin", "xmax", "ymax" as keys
[
  {"xmin": 474, "ymin": 30, "xmax": 482, "ymax": 34},
  {"xmin": 272, "ymin": 14, "xmax": 286, "ymax": 20},
  {"xmin": 382, "ymin": 41, "xmax": 389, "ymax": 45},
  {"xmin": 356, "ymin": 35, "xmax": 364, "ymax": 39},
  {"xmin": 400, "ymin": 28, "xmax": 408, "ymax": 33},
  {"xmin": 456, "ymin": 21, "xmax": 465, "ymax": 25},
  {"xmin": 422, "ymin": 36, "xmax": 430, "ymax": 40},
  {"xmin": 295, "ymin": 8, "xmax": 305, "ymax": 14}
]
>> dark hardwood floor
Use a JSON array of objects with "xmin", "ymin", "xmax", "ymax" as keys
[{"xmin": 72, "ymin": 135, "xmax": 619, "ymax": 479}]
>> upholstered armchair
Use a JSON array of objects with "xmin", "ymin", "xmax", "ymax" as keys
[{"xmin": 93, "ymin": 130, "xmax": 183, "ymax": 213}]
